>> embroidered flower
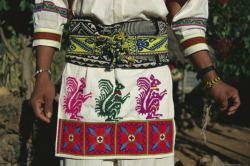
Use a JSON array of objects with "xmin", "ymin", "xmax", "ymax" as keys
[
  {"xmin": 149, "ymin": 122, "xmax": 173, "ymax": 152},
  {"xmin": 86, "ymin": 125, "xmax": 114, "ymax": 154},
  {"xmin": 118, "ymin": 123, "xmax": 146, "ymax": 153},
  {"xmin": 61, "ymin": 123, "xmax": 83, "ymax": 154}
]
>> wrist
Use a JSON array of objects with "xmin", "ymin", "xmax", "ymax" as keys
[
  {"xmin": 202, "ymin": 70, "xmax": 221, "ymax": 91},
  {"xmin": 35, "ymin": 71, "xmax": 51, "ymax": 81},
  {"xmin": 201, "ymin": 70, "xmax": 218, "ymax": 83},
  {"xmin": 203, "ymin": 76, "xmax": 221, "ymax": 90},
  {"xmin": 196, "ymin": 65, "xmax": 216, "ymax": 80},
  {"xmin": 34, "ymin": 69, "xmax": 51, "ymax": 78}
]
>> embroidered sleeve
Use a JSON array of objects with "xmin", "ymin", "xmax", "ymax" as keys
[
  {"xmin": 171, "ymin": 0, "xmax": 209, "ymax": 56},
  {"xmin": 33, "ymin": 0, "xmax": 69, "ymax": 49}
]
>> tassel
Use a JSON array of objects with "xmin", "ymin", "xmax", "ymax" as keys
[{"xmin": 200, "ymin": 104, "xmax": 212, "ymax": 143}]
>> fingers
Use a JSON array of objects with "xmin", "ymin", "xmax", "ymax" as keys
[
  {"xmin": 30, "ymin": 80, "xmax": 55, "ymax": 123},
  {"xmin": 44, "ymin": 97, "xmax": 53, "ymax": 120},
  {"xmin": 218, "ymin": 96, "xmax": 228, "ymax": 111},
  {"xmin": 227, "ymin": 92, "xmax": 241, "ymax": 115},
  {"xmin": 32, "ymin": 99, "xmax": 51, "ymax": 123},
  {"xmin": 217, "ymin": 89, "xmax": 240, "ymax": 115}
]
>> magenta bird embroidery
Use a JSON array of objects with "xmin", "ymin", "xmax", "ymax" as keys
[
  {"xmin": 136, "ymin": 74, "xmax": 167, "ymax": 119},
  {"xmin": 63, "ymin": 77, "xmax": 92, "ymax": 121}
]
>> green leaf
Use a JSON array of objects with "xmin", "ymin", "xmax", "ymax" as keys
[
  {"xmin": 222, "ymin": 31, "xmax": 226, "ymax": 37},
  {"xmin": 20, "ymin": 0, "xmax": 26, "ymax": 11},
  {"xmin": 235, "ymin": 31, "xmax": 240, "ymax": 38},
  {"xmin": 0, "ymin": 0, "xmax": 10, "ymax": 11},
  {"xmin": 213, "ymin": 16, "xmax": 219, "ymax": 25},
  {"xmin": 243, "ymin": 37, "xmax": 250, "ymax": 48}
]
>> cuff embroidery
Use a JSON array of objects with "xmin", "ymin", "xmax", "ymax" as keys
[
  {"xmin": 34, "ymin": 1, "xmax": 68, "ymax": 18},
  {"xmin": 34, "ymin": 32, "xmax": 61, "ymax": 43},
  {"xmin": 181, "ymin": 36, "xmax": 206, "ymax": 51},
  {"xmin": 172, "ymin": 17, "xmax": 207, "ymax": 29}
]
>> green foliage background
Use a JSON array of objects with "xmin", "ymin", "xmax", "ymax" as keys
[
  {"xmin": 0, "ymin": 0, "xmax": 66, "ymax": 91},
  {"xmin": 207, "ymin": 0, "xmax": 250, "ymax": 85}
]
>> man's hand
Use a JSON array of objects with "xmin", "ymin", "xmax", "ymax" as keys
[
  {"xmin": 205, "ymin": 80, "xmax": 240, "ymax": 115},
  {"xmin": 166, "ymin": 1, "xmax": 241, "ymax": 114},
  {"xmin": 189, "ymin": 50, "xmax": 241, "ymax": 114},
  {"xmin": 30, "ymin": 72, "xmax": 55, "ymax": 123},
  {"xmin": 31, "ymin": 46, "xmax": 55, "ymax": 123}
]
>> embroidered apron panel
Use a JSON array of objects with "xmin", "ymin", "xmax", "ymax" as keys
[
  {"xmin": 56, "ymin": 63, "xmax": 175, "ymax": 159},
  {"xmin": 57, "ymin": 119, "xmax": 174, "ymax": 158}
]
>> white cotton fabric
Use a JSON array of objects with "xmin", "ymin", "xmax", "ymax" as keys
[
  {"xmin": 32, "ymin": 0, "xmax": 209, "ymax": 164},
  {"xmin": 55, "ymin": 63, "xmax": 176, "ymax": 160},
  {"xmin": 172, "ymin": 0, "xmax": 209, "ymax": 55},
  {"xmin": 33, "ymin": 0, "xmax": 209, "ymax": 56},
  {"xmin": 58, "ymin": 64, "xmax": 175, "ymax": 123},
  {"xmin": 60, "ymin": 157, "xmax": 174, "ymax": 166}
]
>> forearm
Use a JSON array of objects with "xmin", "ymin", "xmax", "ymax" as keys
[
  {"xmin": 189, "ymin": 50, "xmax": 217, "ymax": 83},
  {"xmin": 167, "ymin": 0, "xmax": 240, "ymax": 113},
  {"xmin": 35, "ymin": 46, "xmax": 55, "ymax": 80},
  {"xmin": 32, "ymin": 0, "xmax": 67, "ymax": 123},
  {"xmin": 31, "ymin": 45, "xmax": 56, "ymax": 123}
]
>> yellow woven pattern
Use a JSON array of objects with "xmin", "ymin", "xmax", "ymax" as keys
[
  {"xmin": 67, "ymin": 34, "xmax": 168, "ymax": 56},
  {"xmin": 203, "ymin": 77, "xmax": 221, "ymax": 90}
]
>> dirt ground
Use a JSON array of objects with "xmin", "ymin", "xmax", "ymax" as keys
[{"xmin": 175, "ymin": 123, "xmax": 250, "ymax": 165}]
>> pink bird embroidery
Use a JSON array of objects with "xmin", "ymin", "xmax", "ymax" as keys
[{"xmin": 63, "ymin": 77, "xmax": 92, "ymax": 121}]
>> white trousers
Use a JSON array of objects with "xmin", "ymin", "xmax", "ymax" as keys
[{"xmin": 60, "ymin": 157, "xmax": 174, "ymax": 166}]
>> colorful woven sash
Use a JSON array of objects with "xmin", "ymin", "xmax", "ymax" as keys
[
  {"xmin": 67, "ymin": 31, "xmax": 168, "ymax": 68},
  {"xmin": 66, "ymin": 18, "xmax": 169, "ymax": 69}
]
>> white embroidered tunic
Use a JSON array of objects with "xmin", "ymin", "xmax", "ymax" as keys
[
  {"xmin": 33, "ymin": 0, "xmax": 209, "ymax": 160},
  {"xmin": 33, "ymin": 0, "xmax": 209, "ymax": 55}
]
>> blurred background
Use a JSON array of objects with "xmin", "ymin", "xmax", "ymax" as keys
[{"xmin": 0, "ymin": 0, "xmax": 249, "ymax": 165}]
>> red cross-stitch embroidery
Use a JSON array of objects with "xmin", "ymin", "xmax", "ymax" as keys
[
  {"xmin": 34, "ymin": 32, "xmax": 61, "ymax": 43},
  {"xmin": 57, "ymin": 119, "xmax": 174, "ymax": 157},
  {"xmin": 181, "ymin": 37, "xmax": 206, "ymax": 50}
]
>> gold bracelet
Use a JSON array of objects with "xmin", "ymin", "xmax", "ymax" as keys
[{"xmin": 203, "ymin": 77, "xmax": 221, "ymax": 90}]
